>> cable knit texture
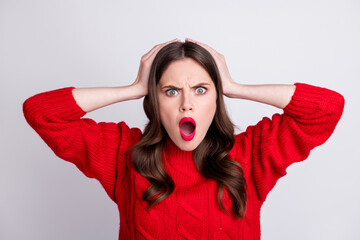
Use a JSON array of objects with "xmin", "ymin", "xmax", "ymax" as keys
[{"xmin": 23, "ymin": 83, "xmax": 344, "ymax": 239}]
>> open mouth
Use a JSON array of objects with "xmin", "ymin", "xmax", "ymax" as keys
[{"xmin": 179, "ymin": 117, "xmax": 196, "ymax": 141}]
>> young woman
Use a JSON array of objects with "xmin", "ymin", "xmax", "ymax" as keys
[{"xmin": 23, "ymin": 38, "xmax": 345, "ymax": 239}]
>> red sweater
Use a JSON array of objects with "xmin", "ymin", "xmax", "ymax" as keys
[{"xmin": 23, "ymin": 83, "xmax": 344, "ymax": 239}]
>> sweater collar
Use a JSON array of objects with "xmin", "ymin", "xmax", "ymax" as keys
[
  {"xmin": 164, "ymin": 137, "xmax": 194, "ymax": 163},
  {"xmin": 163, "ymin": 138, "xmax": 205, "ymax": 189}
]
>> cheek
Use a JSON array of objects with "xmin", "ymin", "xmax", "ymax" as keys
[
  {"xmin": 197, "ymin": 97, "xmax": 217, "ymax": 127},
  {"xmin": 158, "ymin": 101, "xmax": 176, "ymax": 130},
  {"xmin": 203, "ymin": 93, "xmax": 217, "ymax": 113},
  {"xmin": 208, "ymin": 99, "xmax": 217, "ymax": 114}
]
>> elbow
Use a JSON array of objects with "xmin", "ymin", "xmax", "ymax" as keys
[
  {"xmin": 332, "ymin": 91, "xmax": 345, "ymax": 121},
  {"xmin": 320, "ymin": 89, "xmax": 345, "ymax": 122},
  {"xmin": 23, "ymin": 94, "xmax": 43, "ymax": 127},
  {"xmin": 339, "ymin": 92, "xmax": 345, "ymax": 112},
  {"xmin": 23, "ymin": 97, "xmax": 34, "ymax": 124}
]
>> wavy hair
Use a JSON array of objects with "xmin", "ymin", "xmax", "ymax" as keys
[{"xmin": 131, "ymin": 41, "xmax": 247, "ymax": 218}]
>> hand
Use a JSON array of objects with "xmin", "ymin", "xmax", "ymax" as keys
[
  {"xmin": 185, "ymin": 38, "xmax": 236, "ymax": 97},
  {"xmin": 132, "ymin": 38, "xmax": 180, "ymax": 97}
]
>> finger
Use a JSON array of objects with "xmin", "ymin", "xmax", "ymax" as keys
[
  {"xmin": 153, "ymin": 38, "xmax": 179, "ymax": 52},
  {"xmin": 186, "ymin": 38, "xmax": 221, "ymax": 58},
  {"xmin": 143, "ymin": 38, "xmax": 180, "ymax": 60},
  {"xmin": 185, "ymin": 38, "xmax": 213, "ymax": 51},
  {"xmin": 185, "ymin": 38, "xmax": 201, "ymax": 46},
  {"xmin": 143, "ymin": 43, "xmax": 164, "ymax": 58}
]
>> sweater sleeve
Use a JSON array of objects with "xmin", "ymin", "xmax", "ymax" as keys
[
  {"xmin": 239, "ymin": 83, "xmax": 345, "ymax": 203},
  {"xmin": 23, "ymin": 87, "xmax": 142, "ymax": 202}
]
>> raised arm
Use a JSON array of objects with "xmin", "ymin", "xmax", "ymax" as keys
[
  {"xmin": 221, "ymin": 83, "xmax": 296, "ymax": 109},
  {"xmin": 242, "ymin": 83, "xmax": 344, "ymax": 202},
  {"xmin": 23, "ymin": 39, "xmax": 180, "ymax": 201},
  {"xmin": 186, "ymin": 38, "xmax": 345, "ymax": 202},
  {"xmin": 72, "ymin": 38, "xmax": 180, "ymax": 113},
  {"xmin": 185, "ymin": 38, "xmax": 296, "ymax": 109},
  {"xmin": 72, "ymin": 84, "xmax": 145, "ymax": 113}
]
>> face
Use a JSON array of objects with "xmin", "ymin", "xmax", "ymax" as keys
[{"xmin": 157, "ymin": 58, "xmax": 217, "ymax": 151}]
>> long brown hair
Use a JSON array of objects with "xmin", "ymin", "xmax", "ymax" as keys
[{"xmin": 131, "ymin": 41, "xmax": 247, "ymax": 218}]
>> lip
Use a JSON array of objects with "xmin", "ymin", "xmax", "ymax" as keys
[{"xmin": 179, "ymin": 117, "xmax": 196, "ymax": 141}]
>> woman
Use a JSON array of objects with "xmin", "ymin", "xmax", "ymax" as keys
[{"xmin": 23, "ymin": 38, "xmax": 345, "ymax": 239}]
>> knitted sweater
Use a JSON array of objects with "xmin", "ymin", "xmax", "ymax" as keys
[{"xmin": 23, "ymin": 83, "xmax": 344, "ymax": 239}]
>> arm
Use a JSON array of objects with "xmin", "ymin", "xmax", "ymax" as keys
[
  {"xmin": 185, "ymin": 38, "xmax": 296, "ymax": 109},
  {"xmin": 72, "ymin": 84, "xmax": 146, "ymax": 113},
  {"xmin": 72, "ymin": 38, "xmax": 180, "ymax": 113},
  {"xmin": 223, "ymin": 83, "xmax": 296, "ymax": 109},
  {"xmin": 242, "ymin": 83, "xmax": 345, "ymax": 202},
  {"xmin": 23, "ymin": 86, "xmax": 142, "ymax": 202},
  {"xmin": 186, "ymin": 38, "xmax": 345, "ymax": 202},
  {"xmin": 23, "ymin": 39, "xmax": 180, "ymax": 201}
]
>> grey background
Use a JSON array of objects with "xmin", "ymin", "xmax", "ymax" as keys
[{"xmin": 1, "ymin": 0, "xmax": 359, "ymax": 239}]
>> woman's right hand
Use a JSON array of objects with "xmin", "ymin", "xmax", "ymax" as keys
[
  {"xmin": 71, "ymin": 39, "xmax": 180, "ymax": 113},
  {"xmin": 132, "ymin": 38, "xmax": 180, "ymax": 97}
]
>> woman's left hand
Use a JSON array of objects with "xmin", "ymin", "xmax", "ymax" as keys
[{"xmin": 185, "ymin": 38, "xmax": 236, "ymax": 97}]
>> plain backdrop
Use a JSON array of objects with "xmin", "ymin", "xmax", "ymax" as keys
[{"xmin": 1, "ymin": 0, "xmax": 359, "ymax": 239}]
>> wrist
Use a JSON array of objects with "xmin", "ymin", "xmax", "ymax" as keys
[
  {"xmin": 129, "ymin": 83, "xmax": 148, "ymax": 99},
  {"xmin": 223, "ymin": 80, "xmax": 242, "ymax": 98}
]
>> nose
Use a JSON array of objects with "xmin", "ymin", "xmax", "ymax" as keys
[{"xmin": 179, "ymin": 91, "xmax": 193, "ymax": 112}]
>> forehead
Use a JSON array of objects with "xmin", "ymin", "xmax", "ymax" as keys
[{"xmin": 159, "ymin": 58, "xmax": 213, "ymax": 86}]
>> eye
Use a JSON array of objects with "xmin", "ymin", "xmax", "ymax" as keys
[
  {"xmin": 195, "ymin": 87, "xmax": 207, "ymax": 95},
  {"xmin": 166, "ymin": 89, "xmax": 178, "ymax": 96}
]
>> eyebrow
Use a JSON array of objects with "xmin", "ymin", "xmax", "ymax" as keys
[{"xmin": 160, "ymin": 82, "xmax": 211, "ymax": 90}]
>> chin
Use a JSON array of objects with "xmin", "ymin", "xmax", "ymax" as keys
[
  {"xmin": 174, "ymin": 138, "xmax": 201, "ymax": 152},
  {"xmin": 178, "ymin": 144, "xmax": 197, "ymax": 152}
]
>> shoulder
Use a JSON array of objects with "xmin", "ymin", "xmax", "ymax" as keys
[
  {"xmin": 228, "ymin": 132, "xmax": 252, "ymax": 168},
  {"xmin": 117, "ymin": 121, "xmax": 142, "ymax": 145}
]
